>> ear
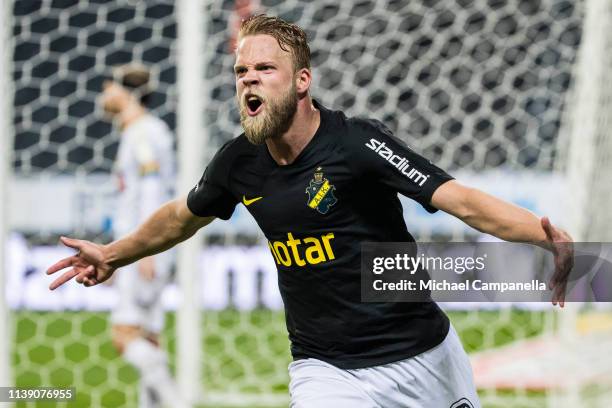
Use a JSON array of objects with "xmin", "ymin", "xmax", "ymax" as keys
[{"xmin": 295, "ymin": 68, "xmax": 312, "ymax": 95}]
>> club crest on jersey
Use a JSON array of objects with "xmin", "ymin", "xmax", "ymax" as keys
[{"xmin": 305, "ymin": 167, "xmax": 337, "ymax": 214}]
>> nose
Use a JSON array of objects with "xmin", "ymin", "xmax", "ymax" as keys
[{"xmin": 241, "ymin": 69, "xmax": 260, "ymax": 87}]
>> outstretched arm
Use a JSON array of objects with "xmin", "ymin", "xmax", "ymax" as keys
[
  {"xmin": 46, "ymin": 197, "xmax": 214, "ymax": 289},
  {"xmin": 431, "ymin": 180, "xmax": 573, "ymax": 306},
  {"xmin": 432, "ymin": 180, "xmax": 548, "ymax": 243}
]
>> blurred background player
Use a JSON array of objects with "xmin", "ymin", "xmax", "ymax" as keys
[{"xmin": 100, "ymin": 63, "xmax": 183, "ymax": 408}]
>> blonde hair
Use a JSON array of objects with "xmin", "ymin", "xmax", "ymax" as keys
[{"xmin": 238, "ymin": 14, "xmax": 311, "ymax": 71}]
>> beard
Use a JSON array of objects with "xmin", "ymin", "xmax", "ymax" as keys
[{"xmin": 239, "ymin": 82, "xmax": 298, "ymax": 145}]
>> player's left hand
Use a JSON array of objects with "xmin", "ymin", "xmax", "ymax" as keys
[{"xmin": 541, "ymin": 217, "xmax": 574, "ymax": 307}]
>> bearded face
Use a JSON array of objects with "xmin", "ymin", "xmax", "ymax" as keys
[
  {"xmin": 238, "ymin": 80, "xmax": 298, "ymax": 145},
  {"xmin": 234, "ymin": 34, "xmax": 305, "ymax": 145}
]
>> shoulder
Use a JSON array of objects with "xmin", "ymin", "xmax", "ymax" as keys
[
  {"xmin": 206, "ymin": 134, "xmax": 256, "ymax": 178},
  {"xmin": 214, "ymin": 133, "xmax": 256, "ymax": 160},
  {"xmin": 346, "ymin": 115, "xmax": 395, "ymax": 140},
  {"xmin": 313, "ymin": 99, "xmax": 401, "ymax": 147},
  {"xmin": 204, "ymin": 134, "xmax": 256, "ymax": 185},
  {"xmin": 338, "ymin": 113, "xmax": 399, "ymax": 155},
  {"xmin": 314, "ymin": 101, "xmax": 401, "ymax": 157}
]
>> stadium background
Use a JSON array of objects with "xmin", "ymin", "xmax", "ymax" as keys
[{"xmin": 1, "ymin": 0, "xmax": 611, "ymax": 407}]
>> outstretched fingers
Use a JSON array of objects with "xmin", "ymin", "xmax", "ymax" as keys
[
  {"xmin": 551, "ymin": 280, "xmax": 566, "ymax": 308},
  {"xmin": 49, "ymin": 268, "xmax": 80, "ymax": 290},
  {"xmin": 46, "ymin": 256, "xmax": 77, "ymax": 275},
  {"xmin": 47, "ymin": 236, "xmax": 88, "ymax": 290},
  {"xmin": 541, "ymin": 217, "xmax": 557, "ymax": 245},
  {"xmin": 47, "ymin": 236, "xmax": 84, "ymax": 275},
  {"xmin": 542, "ymin": 217, "xmax": 573, "ymax": 308},
  {"xmin": 48, "ymin": 259, "xmax": 98, "ymax": 290},
  {"xmin": 60, "ymin": 236, "xmax": 83, "ymax": 251}
]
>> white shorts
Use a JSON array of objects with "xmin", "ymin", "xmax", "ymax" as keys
[
  {"xmin": 110, "ymin": 252, "xmax": 173, "ymax": 333},
  {"xmin": 289, "ymin": 325, "xmax": 480, "ymax": 408}
]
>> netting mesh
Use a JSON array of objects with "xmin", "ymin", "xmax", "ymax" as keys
[
  {"xmin": 11, "ymin": 0, "xmax": 582, "ymax": 174},
  {"xmin": 204, "ymin": 0, "xmax": 582, "ymax": 171},
  {"xmin": 12, "ymin": 0, "xmax": 176, "ymax": 174}
]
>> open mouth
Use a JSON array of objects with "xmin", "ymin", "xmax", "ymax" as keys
[{"xmin": 245, "ymin": 94, "xmax": 264, "ymax": 116}]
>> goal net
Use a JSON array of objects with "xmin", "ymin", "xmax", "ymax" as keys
[{"xmin": 2, "ymin": 0, "xmax": 612, "ymax": 407}]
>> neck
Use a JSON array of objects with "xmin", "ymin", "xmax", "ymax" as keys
[
  {"xmin": 265, "ymin": 97, "xmax": 320, "ymax": 166},
  {"xmin": 118, "ymin": 103, "xmax": 147, "ymax": 130}
]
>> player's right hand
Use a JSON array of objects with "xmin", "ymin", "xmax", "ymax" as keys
[
  {"xmin": 46, "ymin": 236, "xmax": 116, "ymax": 290},
  {"xmin": 541, "ymin": 217, "xmax": 574, "ymax": 308}
]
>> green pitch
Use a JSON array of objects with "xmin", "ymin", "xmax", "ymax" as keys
[{"xmin": 11, "ymin": 310, "xmax": 546, "ymax": 407}]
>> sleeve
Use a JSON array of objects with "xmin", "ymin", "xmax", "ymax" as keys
[
  {"xmin": 186, "ymin": 141, "xmax": 239, "ymax": 220},
  {"xmin": 347, "ymin": 118, "xmax": 454, "ymax": 213}
]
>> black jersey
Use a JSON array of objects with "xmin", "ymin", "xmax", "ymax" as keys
[{"xmin": 187, "ymin": 101, "xmax": 454, "ymax": 369}]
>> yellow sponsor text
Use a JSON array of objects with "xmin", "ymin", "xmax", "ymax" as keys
[{"xmin": 268, "ymin": 232, "xmax": 336, "ymax": 267}]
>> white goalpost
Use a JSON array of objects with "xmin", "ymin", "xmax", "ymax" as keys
[
  {"xmin": 564, "ymin": 0, "xmax": 612, "ymax": 243},
  {"xmin": 0, "ymin": 0, "xmax": 13, "ymax": 391},
  {"xmin": 557, "ymin": 1, "xmax": 612, "ymax": 403},
  {"xmin": 176, "ymin": 0, "xmax": 206, "ymax": 406}
]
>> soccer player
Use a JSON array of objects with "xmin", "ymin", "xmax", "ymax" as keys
[
  {"xmin": 99, "ymin": 63, "xmax": 184, "ymax": 408},
  {"xmin": 48, "ymin": 16, "xmax": 573, "ymax": 408}
]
